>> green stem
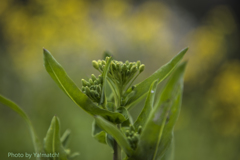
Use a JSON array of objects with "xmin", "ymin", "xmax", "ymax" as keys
[{"xmin": 113, "ymin": 124, "xmax": 122, "ymax": 160}]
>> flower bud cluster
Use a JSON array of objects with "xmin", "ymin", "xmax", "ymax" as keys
[
  {"xmin": 125, "ymin": 125, "xmax": 142, "ymax": 150},
  {"xmin": 81, "ymin": 74, "xmax": 103, "ymax": 103},
  {"xmin": 92, "ymin": 58, "xmax": 145, "ymax": 87}
]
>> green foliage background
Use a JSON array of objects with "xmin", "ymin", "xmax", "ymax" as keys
[{"xmin": 0, "ymin": 0, "xmax": 239, "ymax": 160}]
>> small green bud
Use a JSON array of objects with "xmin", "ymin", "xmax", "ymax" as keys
[
  {"xmin": 85, "ymin": 86, "xmax": 90, "ymax": 95},
  {"xmin": 132, "ymin": 133, "xmax": 138, "ymax": 143},
  {"xmin": 92, "ymin": 60, "xmax": 99, "ymax": 70},
  {"xmin": 125, "ymin": 130, "xmax": 130, "ymax": 137},
  {"xmin": 130, "ymin": 124, "xmax": 135, "ymax": 131},
  {"xmin": 97, "ymin": 85, "xmax": 101, "ymax": 93},
  {"xmin": 136, "ymin": 61, "xmax": 141, "ymax": 68},
  {"xmin": 102, "ymin": 60, "xmax": 106, "ymax": 65},
  {"xmin": 98, "ymin": 75, "xmax": 103, "ymax": 83},
  {"xmin": 139, "ymin": 64, "xmax": 145, "ymax": 73},
  {"xmin": 91, "ymin": 74, "xmax": 97, "ymax": 81},
  {"xmin": 82, "ymin": 79, "xmax": 90, "ymax": 87},
  {"xmin": 138, "ymin": 126, "xmax": 142, "ymax": 134},
  {"xmin": 125, "ymin": 60, "xmax": 129, "ymax": 66},
  {"xmin": 89, "ymin": 79, "xmax": 94, "ymax": 85},
  {"xmin": 130, "ymin": 66, "xmax": 137, "ymax": 73},
  {"xmin": 122, "ymin": 64, "xmax": 127, "ymax": 72},
  {"xmin": 105, "ymin": 56, "xmax": 110, "ymax": 62},
  {"xmin": 111, "ymin": 62, "xmax": 117, "ymax": 71},
  {"xmin": 82, "ymin": 86, "xmax": 86, "ymax": 92}
]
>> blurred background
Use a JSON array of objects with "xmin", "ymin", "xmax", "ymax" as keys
[{"xmin": 0, "ymin": 0, "xmax": 239, "ymax": 159}]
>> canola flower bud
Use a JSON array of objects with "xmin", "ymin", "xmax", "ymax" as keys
[
  {"xmin": 130, "ymin": 124, "xmax": 135, "ymax": 131},
  {"xmin": 138, "ymin": 126, "xmax": 142, "ymax": 134},
  {"xmin": 85, "ymin": 86, "xmax": 91, "ymax": 95},
  {"xmin": 125, "ymin": 130, "xmax": 130, "ymax": 137},
  {"xmin": 122, "ymin": 64, "xmax": 127, "ymax": 72},
  {"xmin": 132, "ymin": 133, "xmax": 138, "ymax": 143},
  {"xmin": 136, "ymin": 61, "xmax": 141, "ymax": 68},
  {"xmin": 89, "ymin": 79, "xmax": 94, "ymax": 85},
  {"xmin": 102, "ymin": 60, "xmax": 106, "ymax": 65},
  {"xmin": 82, "ymin": 86, "xmax": 86, "ymax": 91},
  {"xmin": 82, "ymin": 79, "xmax": 90, "ymax": 87},
  {"xmin": 92, "ymin": 60, "xmax": 99, "ymax": 70},
  {"xmin": 130, "ymin": 65, "xmax": 137, "ymax": 73},
  {"xmin": 97, "ymin": 85, "xmax": 101, "ymax": 93},
  {"xmin": 91, "ymin": 74, "xmax": 97, "ymax": 81},
  {"xmin": 125, "ymin": 60, "xmax": 129, "ymax": 66},
  {"xmin": 139, "ymin": 64, "xmax": 145, "ymax": 73}
]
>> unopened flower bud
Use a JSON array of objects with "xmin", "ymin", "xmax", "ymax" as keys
[
  {"xmin": 91, "ymin": 74, "xmax": 97, "ymax": 81},
  {"xmin": 92, "ymin": 60, "xmax": 99, "ymax": 70},
  {"xmin": 139, "ymin": 64, "xmax": 145, "ymax": 73},
  {"xmin": 82, "ymin": 79, "xmax": 90, "ymax": 87}
]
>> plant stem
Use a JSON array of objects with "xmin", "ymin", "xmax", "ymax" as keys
[{"xmin": 113, "ymin": 124, "xmax": 122, "ymax": 160}]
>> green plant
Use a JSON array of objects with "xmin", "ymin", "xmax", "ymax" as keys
[
  {"xmin": 0, "ymin": 95, "xmax": 79, "ymax": 160},
  {"xmin": 43, "ymin": 47, "xmax": 188, "ymax": 160}
]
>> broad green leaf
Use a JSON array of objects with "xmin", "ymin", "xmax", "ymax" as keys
[
  {"xmin": 92, "ymin": 120, "xmax": 107, "ymax": 144},
  {"xmin": 44, "ymin": 116, "xmax": 67, "ymax": 160},
  {"xmin": 61, "ymin": 129, "xmax": 71, "ymax": 147},
  {"xmin": 43, "ymin": 49, "xmax": 126, "ymax": 123},
  {"xmin": 100, "ymin": 56, "xmax": 112, "ymax": 105},
  {"xmin": 125, "ymin": 47, "xmax": 188, "ymax": 109},
  {"xmin": 129, "ymin": 101, "xmax": 170, "ymax": 160},
  {"xmin": 0, "ymin": 94, "xmax": 42, "ymax": 154},
  {"xmin": 159, "ymin": 137, "xmax": 174, "ymax": 160},
  {"xmin": 155, "ymin": 62, "xmax": 186, "ymax": 159},
  {"xmin": 94, "ymin": 116, "xmax": 133, "ymax": 156},
  {"xmin": 134, "ymin": 80, "xmax": 158, "ymax": 130}
]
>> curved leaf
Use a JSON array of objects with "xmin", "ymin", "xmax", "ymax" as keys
[
  {"xmin": 101, "ymin": 56, "xmax": 112, "ymax": 105},
  {"xmin": 125, "ymin": 47, "xmax": 188, "ymax": 109},
  {"xmin": 155, "ymin": 62, "xmax": 186, "ymax": 159},
  {"xmin": 94, "ymin": 116, "xmax": 133, "ymax": 156},
  {"xmin": 0, "ymin": 94, "xmax": 42, "ymax": 155},
  {"xmin": 130, "ymin": 101, "xmax": 170, "ymax": 160},
  {"xmin": 61, "ymin": 129, "xmax": 71, "ymax": 147},
  {"xmin": 134, "ymin": 80, "xmax": 158, "ymax": 130},
  {"xmin": 92, "ymin": 120, "xmax": 107, "ymax": 144},
  {"xmin": 44, "ymin": 116, "xmax": 68, "ymax": 160},
  {"xmin": 43, "ymin": 49, "xmax": 126, "ymax": 123}
]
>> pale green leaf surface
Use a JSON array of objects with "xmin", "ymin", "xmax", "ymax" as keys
[
  {"xmin": 94, "ymin": 116, "xmax": 133, "ymax": 156},
  {"xmin": 155, "ymin": 62, "xmax": 186, "ymax": 159},
  {"xmin": 0, "ymin": 94, "xmax": 42, "ymax": 154},
  {"xmin": 43, "ymin": 49, "xmax": 126, "ymax": 123},
  {"xmin": 134, "ymin": 80, "xmax": 158, "ymax": 130},
  {"xmin": 44, "ymin": 116, "xmax": 67, "ymax": 160},
  {"xmin": 129, "ymin": 101, "xmax": 170, "ymax": 160},
  {"xmin": 125, "ymin": 47, "xmax": 188, "ymax": 109}
]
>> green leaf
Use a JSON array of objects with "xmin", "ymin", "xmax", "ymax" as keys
[
  {"xmin": 44, "ymin": 116, "xmax": 68, "ymax": 160},
  {"xmin": 130, "ymin": 101, "xmax": 171, "ymax": 160},
  {"xmin": 134, "ymin": 80, "xmax": 158, "ymax": 130},
  {"xmin": 159, "ymin": 137, "xmax": 174, "ymax": 160},
  {"xmin": 43, "ymin": 49, "xmax": 126, "ymax": 123},
  {"xmin": 101, "ymin": 56, "xmax": 112, "ymax": 105},
  {"xmin": 61, "ymin": 129, "xmax": 71, "ymax": 147},
  {"xmin": 92, "ymin": 120, "xmax": 107, "ymax": 144},
  {"xmin": 125, "ymin": 47, "xmax": 188, "ymax": 109},
  {"xmin": 155, "ymin": 62, "xmax": 186, "ymax": 159},
  {"xmin": 94, "ymin": 116, "xmax": 133, "ymax": 156},
  {"xmin": 0, "ymin": 94, "xmax": 42, "ymax": 154}
]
